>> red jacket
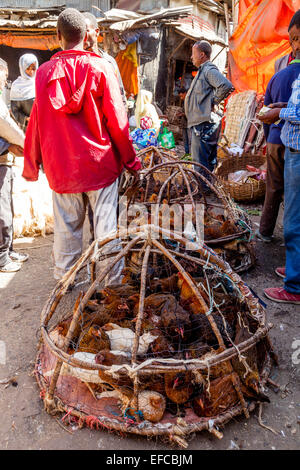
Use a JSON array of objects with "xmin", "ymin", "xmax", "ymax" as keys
[{"xmin": 23, "ymin": 49, "xmax": 141, "ymax": 193}]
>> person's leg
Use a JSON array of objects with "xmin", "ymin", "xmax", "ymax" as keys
[
  {"xmin": 259, "ymin": 143, "xmax": 284, "ymax": 238},
  {"xmin": 88, "ymin": 179, "xmax": 124, "ymax": 285},
  {"xmin": 191, "ymin": 124, "xmax": 211, "ymax": 170},
  {"xmin": 283, "ymin": 147, "xmax": 300, "ymax": 294},
  {"xmin": 182, "ymin": 128, "xmax": 189, "ymax": 154},
  {"xmin": 187, "ymin": 128, "xmax": 192, "ymax": 154},
  {"xmin": 0, "ymin": 166, "xmax": 15, "ymax": 268},
  {"xmin": 8, "ymin": 169, "xmax": 28, "ymax": 263},
  {"xmin": 52, "ymin": 191, "xmax": 86, "ymax": 280},
  {"xmin": 191, "ymin": 122, "xmax": 218, "ymax": 172},
  {"xmin": 87, "ymin": 201, "xmax": 95, "ymax": 245}
]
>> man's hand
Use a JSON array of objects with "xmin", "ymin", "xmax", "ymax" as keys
[
  {"xmin": 127, "ymin": 168, "xmax": 140, "ymax": 185},
  {"xmin": 258, "ymin": 108, "xmax": 281, "ymax": 124},
  {"xmin": 269, "ymin": 102, "xmax": 287, "ymax": 109},
  {"xmin": 8, "ymin": 144, "xmax": 24, "ymax": 157}
]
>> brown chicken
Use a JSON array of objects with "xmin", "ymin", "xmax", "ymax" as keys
[
  {"xmin": 150, "ymin": 273, "xmax": 178, "ymax": 293},
  {"xmin": 231, "ymin": 319, "xmax": 269, "ymax": 403},
  {"xmin": 146, "ymin": 328, "xmax": 175, "ymax": 358},
  {"xmin": 184, "ymin": 339, "xmax": 211, "ymax": 359},
  {"xmin": 132, "ymin": 310, "xmax": 161, "ymax": 334},
  {"xmin": 200, "ymin": 349, "xmax": 233, "ymax": 378},
  {"xmin": 92, "ymin": 284, "xmax": 138, "ymax": 326},
  {"xmin": 95, "ymin": 349, "xmax": 130, "ymax": 366},
  {"xmin": 95, "ymin": 350, "xmax": 132, "ymax": 390},
  {"xmin": 118, "ymin": 390, "xmax": 166, "ymax": 423},
  {"xmin": 77, "ymin": 325, "xmax": 110, "ymax": 354},
  {"xmin": 177, "ymin": 273, "xmax": 209, "ymax": 314},
  {"xmin": 135, "ymin": 293, "xmax": 174, "ymax": 318},
  {"xmin": 164, "ymin": 372, "xmax": 194, "ymax": 404},
  {"xmin": 191, "ymin": 313, "xmax": 235, "ymax": 348},
  {"xmin": 149, "ymin": 193, "xmax": 158, "ymax": 203},
  {"xmin": 161, "ymin": 296, "xmax": 191, "ymax": 342},
  {"xmin": 193, "ymin": 373, "xmax": 239, "ymax": 417},
  {"xmin": 204, "ymin": 220, "xmax": 237, "ymax": 241}
]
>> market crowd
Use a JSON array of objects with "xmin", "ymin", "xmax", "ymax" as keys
[{"xmin": 0, "ymin": 7, "xmax": 299, "ymax": 305}]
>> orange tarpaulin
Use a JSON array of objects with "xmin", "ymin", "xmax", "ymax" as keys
[
  {"xmin": 0, "ymin": 33, "xmax": 103, "ymax": 51},
  {"xmin": 115, "ymin": 42, "xmax": 139, "ymax": 96},
  {"xmin": 0, "ymin": 33, "xmax": 59, "ymax": 50},
  {"xmin": 239, "ymin": 0, "xmax": 256, "ymax": 19},
  {"xmin": 229, "ymin": 0, "xmax": 300, "ymax": 94}
]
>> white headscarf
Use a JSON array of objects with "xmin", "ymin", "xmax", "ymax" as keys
[
  {"xmin": 135, "ymin": 90, "xmax": 161, "ymax": 135},
  {"xmin": 10, "ymin": 53, "xmax": 38, "ymax": 101}
]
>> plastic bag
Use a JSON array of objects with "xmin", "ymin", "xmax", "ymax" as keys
[
  {"xmin": 130, "ymin": 128, "xmax": 157, "ymax": 149},
  {"xmin": 158, "ymin": 127, "xmax": 175, "ymax": 149}
]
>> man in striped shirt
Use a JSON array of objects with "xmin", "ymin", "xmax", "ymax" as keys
[{"xmin": 259, "ymin": 12, "xmax": 300, "ymax": 303}]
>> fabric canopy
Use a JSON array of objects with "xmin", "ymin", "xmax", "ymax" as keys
[
  {"xmin": 115, "ymin": 42, "xmax": 139, "ymax": 96},
  {"xmin": 229, "ymin": 0, "xmax": 300, "ymax": 94},
  {"xmin": 0, "ymin": 33, "xmax": 59, "ymax": 50},
  {"xmin": 0, "ymin": 34, "xmax": 103, "ymax": 51}
]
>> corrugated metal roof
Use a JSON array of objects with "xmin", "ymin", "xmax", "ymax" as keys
[
  {"xmin": 0, "ymin": 1, "xmax": 64, "ymax": 7},
  {"xmin": 0, "ymin": 0, "xmax": 110, "ymax": 15},
  {"xmin": 109, "ymin": 5, "xmax": 193, "ymax": 31}
]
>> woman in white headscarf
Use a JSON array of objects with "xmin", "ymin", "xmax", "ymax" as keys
[
  {"xmin": 135, "ymin": 90, "xmax": 161, "ymax": 135},
  {"xmin": 10, "ymin": 53, "xmax": 38, "ymax": 130}
]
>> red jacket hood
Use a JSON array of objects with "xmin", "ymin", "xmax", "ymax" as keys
[
  {"xmin": 47, "ymin": 50, "xmax": 98, "ymax": 114},
  {"xmin": 23, "ymin": 49, "xmax": 141, "ymax": 193}
]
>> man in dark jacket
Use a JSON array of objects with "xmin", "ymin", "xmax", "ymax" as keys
[{"xmin": 185, "ymin": 41, "xmax": 234, "ymax": 173}]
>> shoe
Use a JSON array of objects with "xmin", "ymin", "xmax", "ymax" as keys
[
  {"xmin": 255, "ymin": 229, "xmax": 272, "ymax": 243},
  {"xmin": 275, "ymin": 267, "xmax": 285, "ymax": 279},
  {"xmin": 0, "ymin": 260, "xmax": 22, "ymax": 273},
  {"xmin": 264, "ymin": 287, "xmax": 300, "ymax": 304},
  {"xmin": 9, "ymin": 251, "xmax": 29, "ymax": 263}
]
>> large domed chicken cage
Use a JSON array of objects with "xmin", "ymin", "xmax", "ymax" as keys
[
  {"xmin": 120, "ymin": 147, "xmax": 255, "ymax": 273},
  {"xmin": 36, "ymin": 226, "xmax": 276, "ymax": 447}
]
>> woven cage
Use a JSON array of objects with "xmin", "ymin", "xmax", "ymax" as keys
[
  {"xmin": 220, "ymin": 91, "xmax": 257, "ymax": 148},
  {"xmin": 215, "ymin": 154, "xmax": 266, "ymax": 203},
  {"xmin": 120, "ymin": 146, "xmax": 256, "ymax": 273},
  {"xmin": 36, "ymin": 226, "xmax": 276, "ymax": 448}
]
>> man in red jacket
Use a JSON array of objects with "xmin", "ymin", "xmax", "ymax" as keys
[{"xmin": 23, "ymin": 8, "xmax": 141, "ymax": 280}]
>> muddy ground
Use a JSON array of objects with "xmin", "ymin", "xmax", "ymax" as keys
[{"xmin": 0, "ymin": 205, "xmax": 299, "ymax": 451}]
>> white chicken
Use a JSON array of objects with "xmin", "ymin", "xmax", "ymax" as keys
[
  {"xmin": 102, "ymin": 323, "xmax": 158, "ymax": 356},
  {"xmin": 44, "ymin": 351, "xmax": 117, "ymax": 399}
]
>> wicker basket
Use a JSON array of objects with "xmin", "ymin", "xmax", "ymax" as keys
[{"xmin": 215, "ymin": 154, "xmax": 266, "ymax": 203}]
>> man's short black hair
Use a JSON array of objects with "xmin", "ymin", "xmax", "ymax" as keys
[
  {"xmin": 83, "ymin": 12, "xmax": 98, "ymax": 30},
  {"xmin": 57, "ymin": 8, "xmax": 87, "ymax": 43},
  {"xmin": 288, "ymin": 10, "xmax": 300, "ymax": 31},
  {"xmin": 194, "ymin": 40, "xmax": 212, "ymax": 59},
  {"xmin": 178, "ymin": 87, "xmax": 187, "ymax": 94}
]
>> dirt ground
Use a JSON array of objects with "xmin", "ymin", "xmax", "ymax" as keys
[{"xmin": 0, "ymin": 204, "xmax": 299, "ymax": 451}]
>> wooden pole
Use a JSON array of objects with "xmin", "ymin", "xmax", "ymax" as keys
[{"xmin": 224, "ymin": 3, "xmax": 230, "ymax": 43}]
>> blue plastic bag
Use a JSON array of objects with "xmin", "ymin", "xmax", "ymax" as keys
[{"xmin": 130, "ymin": 128, "xmax": 157, "ymax": 149}]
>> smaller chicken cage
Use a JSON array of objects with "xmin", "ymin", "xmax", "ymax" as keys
[
  {"xmin": 36, "ymin": 226, "xmax": 276, "ymax": 448},
  {"xmin": 120, "ymin": 146, "xmax": 256, "ymax": 273}
]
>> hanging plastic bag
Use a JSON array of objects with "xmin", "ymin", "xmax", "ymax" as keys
[{"xmin": 158, "ymin": 127, "xmax": 175, "ymax": 149}]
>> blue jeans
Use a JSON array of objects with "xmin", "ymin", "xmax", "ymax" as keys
[
  {"xmin": 191, "ymin": 121, "xmax": 220, "ymax": 172},
  {"xmin": 284, "ymin": 146, "xmax": 300, "ymax": 294}
]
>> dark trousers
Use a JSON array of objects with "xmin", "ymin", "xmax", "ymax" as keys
[
  {"xmin": 259, "ymin": 143, "xmax": 285, "ymax": 237},
  {"xmin": 182, "ymin": 127, "xmax": 191, "ymax": 154},
  {"xmin": 0, "ymin": 165, "xmax": 14, "ymax": 266},
  {"xmin": 191, "ymin": 121, "xmax": 220, "ymax": 172}
]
